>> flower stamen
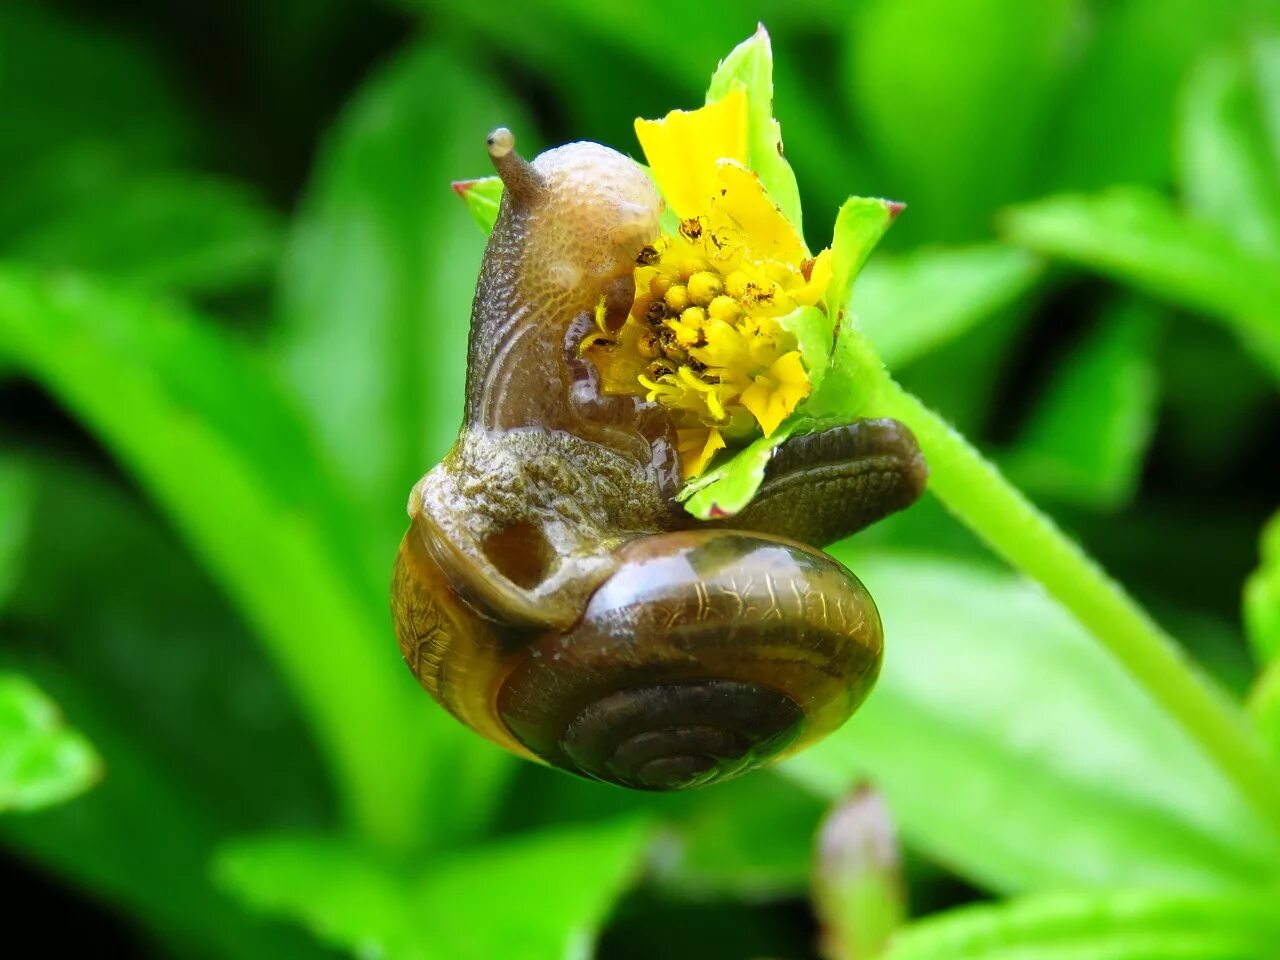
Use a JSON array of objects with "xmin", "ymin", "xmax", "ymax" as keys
[{"xmin": 581, "ymin": 99, "xmax": 834, "ymax": 479}]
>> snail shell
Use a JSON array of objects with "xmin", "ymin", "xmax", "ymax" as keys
[{"xmin": 391, "ymin": 130, "xmax": 926, "ymax": 790}]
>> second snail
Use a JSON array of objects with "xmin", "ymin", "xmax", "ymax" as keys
[{"xmin": 391, "ymin": 45, "xmax": 928, "ymax": 791}]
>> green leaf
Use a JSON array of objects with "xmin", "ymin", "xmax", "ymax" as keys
[
  {"xmin": 779, "ymin": 304, "xmax": 834, "ymax": 393},
  {"xmin": 1245, "ymin": 511, "xmax": 1280, "ymax": 664},
  {"xmin": 678, "ymin": 417, "xmax": 808, "ymax": 520},
  {"xmin": 497, "ymin": 769, "xmax": 827, "ymax": 900},
  {"xmin": 5, "ymin": 173, "xmax": 283, "ymax": 295},
  {"xmin": 413, "ymin": 819, "xmax": 651, "ymax": 960},
  {"xmin": 844, "ymin": 0, "xmax": 1078, "ymax": 241},
  {"xmin": 1003, "ymin": 300, "xmax": 1160, "ymax": 510},
  {"xmin": 706, "ymin": 25, "xmax": 803, "ymax": 232},
  {"xmin": 0, "ymin": 266, "xmax": 447, "ymax": 850},
  {"xmin": 655, "ymin": 773, "xmax": 826, "ymax": 899},
  {"xmin": 0, "ymin": 673, "xmax": 100, "ymax": 812},
  {"xmin": 0, "ymin": 458, "xmax": 330, "ymax": 957},
  {"xmin": 0, "ymin": 655, "xmax": 326, "ymax": 960},
  {"xmin": 1001, "ymin": 188, "xmax": 1280, "ymax": 380},
  {"xmin": 217, "ymin": 819, "xmax": 653, "ymax": 960},
  {"xmin": 1180, "ymin": 37, "xmax": 1280, "ymax": 259},
  {"xmin": 884, "ymin": 889, "xmax": 1280, "ymax": 960},
  {"xmin": 803, "ymin": 319, "xmax": 891, "ymax": 425},
  {"xmin": 827, "ymin": 196, "xmax": 901, "ymax": 326},
  {"xmin": 855, "ymin": 245, "xmax": 1043, "ymax": 370},
  {"xmin": 217, "ymin": 836, "xmax": 409, "ymax": 958},
  {"xmin": 813, "ymin": 787, "xmax": 906, "ymax": 960},
  {"xmin": 782, "ymin": 551, "xmax": 1280, "ymax": 892},
  {"xmin": 452, "ymin": 175, "xmax": 504, "ymax": 233},
  {"xmin": 7, "ymin": 459, "xmax": 331, "ymax": 831},
  {"xmin": 274, "ymin": 42, "xmax": 534, "ymax": 584}
]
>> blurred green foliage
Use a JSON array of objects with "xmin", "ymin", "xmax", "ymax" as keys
[
  {"xmin": 0, "ymin": 0, "xmax": 1278, "ymax": 958},
  {"xmin": 0, "ymin": 671, "xmax": 100, "ymax": 812}
]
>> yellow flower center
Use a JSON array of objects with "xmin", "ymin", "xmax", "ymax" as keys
[
  {"xmin": 582, "ymin": 198, "xmax": 829, "ymax": 479},
  {"xmin": 577, "ymin": 89, "xmax": 835, "ymax": 480}
]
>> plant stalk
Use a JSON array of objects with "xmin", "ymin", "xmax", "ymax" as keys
[{"xmin": 849, "ymin": 336, "xmax": 1280, "ymax": 836}]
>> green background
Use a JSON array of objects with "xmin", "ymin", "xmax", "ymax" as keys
[{"xmin": 1, "ymin": 0, "xmax": 1278, "ymax": 958}]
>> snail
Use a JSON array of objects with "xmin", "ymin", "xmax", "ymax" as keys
[{"xmin": 391, "ymin": 129, "xmax": 927, "ymax": 791}]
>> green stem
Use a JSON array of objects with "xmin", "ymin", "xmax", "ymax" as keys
[{"xmin": 851, "ymin": 341, "xmax": 1280, "ymax": 835}]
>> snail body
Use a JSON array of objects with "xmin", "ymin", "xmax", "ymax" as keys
[{"xmin": 391, "ymin": 130, "xmax": 926, "ymax": 790}]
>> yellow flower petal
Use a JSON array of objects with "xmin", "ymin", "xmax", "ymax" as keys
[
  {"xmin": 635, "ymin": 88, "xmax": 749, "ymax": 220},
  {"xmin": 677, "ymin": 427, "xmax": 726, "ymax": 479},
  {"xmin": 710, "ymin": 160, "xmax": 807, "ymax": 264},
  {"xmin": 791, "ymin": 247, "xmax": 834, "ymax": 307},
  {"xmin": 740, "ymin": 350, "xmax": 810, "ymax": 436},
  {"xmin": 772, "ymin": 349, "xmax": 810, "ymax": 390}
]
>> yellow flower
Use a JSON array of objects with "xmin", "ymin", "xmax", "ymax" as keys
[
  {"xmin": 677, "ymin": 427, "xmax": 727, "ymax": 479},
  {"xmin": 581, "ymin": 89, "xmax": 834, "ymax": 479},
  {"xmin": 635, "ymin": 88, "xmax": 750, "ymax": 220},
  {"xmin": 741, "ymin": 351, "xmax": 810, "ymax": 437}
]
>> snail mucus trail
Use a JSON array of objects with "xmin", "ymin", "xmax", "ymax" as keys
[{"xmin": 391, "ymin": 128, "xmax": 927, "ymax": 791}]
